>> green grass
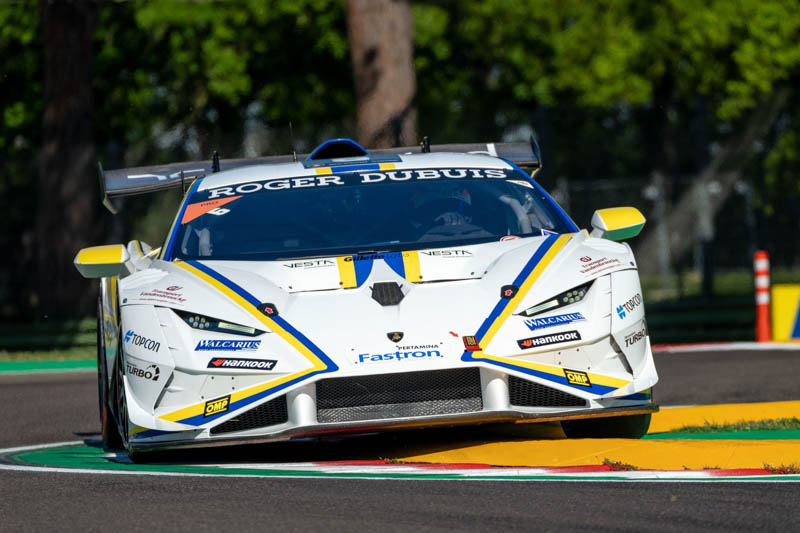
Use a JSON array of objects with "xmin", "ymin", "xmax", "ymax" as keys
[
  {"xmin": 602, "ymin": 458, "xmax": 639, "ymax": 471},
  {"xmin": 669, "ymin": 418, "xmax": 800, "ymax": 433},
  {"xmin": 640, "ymin": 267, "xmax": 800, "ymax": 302},
  {"xmin": 0, "ymin": 349, "xmax": 94, "ymax": 362},
  {"xmin": 762, "ymin": 463, "xmax": 800, "ymax": 475},
  {"xmin": 1, "ymin": 268, "xmax": 798, "ymax": 357}
]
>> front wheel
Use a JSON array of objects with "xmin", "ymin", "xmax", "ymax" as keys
[
  {"xmin": 116, "ymin": 351, "xmax": 131, "ymax": 452},
  {"xmin": 97, "ymin": 297, "xmax": 123, "ymax": 450},
  {"xmin": 561, "ymin": 413, "xmax": 651, "ymax": 439}
]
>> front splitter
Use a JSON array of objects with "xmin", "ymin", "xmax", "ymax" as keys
[{"xmin": 131, "ymin": 405, "xmax": 658, "ymax": 452}]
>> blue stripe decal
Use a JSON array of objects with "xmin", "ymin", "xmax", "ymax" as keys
[
  {"xmin": 185, "ymin": 260, "xmax": 261, "ymax": 307},
  {"xmin": 792, "ymin": 299, "xmax": 800, "ymax": 339},
  {"xmin": 271, "ymin": 314, "xmax": 336, "ymax": 364},
  {"xmin": 179, "ymin": 368, "xmax": 331, "ymax": 426},
  {"xmin": 328, "ymin": 163, "xmax": 381, "ymax": 173},
  {"xmin": 384, "ymin": 253, "xmax": 406, "ymax": 278},
  {"xmin": 506, "ymin": 161, "xmax": 579, "ymax": 232},
  {"xmin": 164, "ymin": 178, "xmax": 202, "ymax": 260},
  {"xmin": 476, "ymin": 357, "xmax": 616, "ymax": 395},
  {"xmin": 458, "ymin": 234, "xmax": 615, "ymax": 394},
  {"xmin": 184, "ymin": 261, "xmax": 337, "ymax": 370},
  {"xmin": 176, "ymin": 261, "xmax": 339, "ymax": 426},
  {"xmin": 352, "ymin": 257, "xmax": 374, "ymax": 286},
  {"xmin": 616, "ymin": 392, "xmax": 651, "ymax": 401},
  {"xmin": 468, "ymin": 234, "xmax": 559, "ymax": 345},
  {"xmin": 132, "ymin": 429, "xmax": 183, "ymax": 439}
]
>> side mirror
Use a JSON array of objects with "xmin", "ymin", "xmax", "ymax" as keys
[
  {"xmin": 591, "ymin": 207, "xmax": 646, "ymax": 241},
  {"xmin": 127, "ymin": 240, "xmax": 159, "ymax": 272},
  {"xmin": 74, "ymin": 244, "xmax": 131, "ymax": 279}
]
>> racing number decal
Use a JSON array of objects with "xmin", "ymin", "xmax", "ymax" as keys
[{"xmin": 181, "ymin": 196, "xmax": 241, "ymax": 224}]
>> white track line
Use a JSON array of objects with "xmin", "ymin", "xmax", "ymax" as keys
[
  {"xmin": 653, "ymin": 342, "xmax": 800, "ymax": 354},
  {"xmin": 2, "ymin": 462, "xmax": 798, "ymax": 482},
  {"xmin": 1, "ymin": 442, "xmax": 799, "ymax": 482},
  {"xmin": 0, "ymin": 440, "xmax": 84, "ymax": 454}
]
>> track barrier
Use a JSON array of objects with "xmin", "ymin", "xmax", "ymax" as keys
[
  {"xmin": 771, "ymin": 284, "xmax": 800, "ymax": 342},
  {"xmin": 754, "ymin": 250, "xmax": 771, "ymax": 342}
]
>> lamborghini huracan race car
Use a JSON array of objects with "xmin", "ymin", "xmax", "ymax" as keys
[{"xmin": 75, "ymin": 138, "xmax": 657, "ymax": 458}]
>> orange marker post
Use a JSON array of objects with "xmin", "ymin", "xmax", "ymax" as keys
[{"xmin": 754, "ymin": 250, "xmax": 772, "ymax": 342}]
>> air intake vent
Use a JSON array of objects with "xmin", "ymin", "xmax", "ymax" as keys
[
  {"xmin": 210, "ymin": 395, "xmax": 288, "ymax": 435},
  {"xmin": 307, "ymin": 138, "xmax": 368, "ymax": 160},
  {"xmin": 371, "ymin": 282, "xmax": 405, "ymax": 306},
  {"xmin": 508, "ymin": 376, "xmax": 587, "ymax": 407},
  {"xmin": 317, "ymin": 368, "xmax": 482, "ymax": 423}
]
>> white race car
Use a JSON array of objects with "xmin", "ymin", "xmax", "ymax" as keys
[{"xmin": 75, "ymin": 138, "xmax": 657, "ymax": 459}]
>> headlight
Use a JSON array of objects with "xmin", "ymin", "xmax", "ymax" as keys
[
  {"xmin": 174, "ymin": 310, "xmax": 264, "ymax": 337},
  {"xmin": 517, "ymin": 280, "xmax": 593, "ymax": 317}
]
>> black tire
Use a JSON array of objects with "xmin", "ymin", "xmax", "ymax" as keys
[
  {"xmin": 561, "ymin": 413, "xmax": 651, "ymax": 439},
  {"xmin": 126, "ymin": 449, "xmax": 173, "ymax": 464},
  {"xmin": 116, "ymin": 351, "xmax": 131, "ymax": 452},
  {"xmin": 97, "ymin": 297, "xmax": 123, "ymax": 450}
]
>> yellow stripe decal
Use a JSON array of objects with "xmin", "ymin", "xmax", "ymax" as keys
[
  {"xmin": 480, "ymin": 353, "xmax": 630, "ymax": 389},
  {"xmin": 336, "ymin": 256, "xmax": 357, "ymax": 288},
  {"xmin": 379, "ymin": 162, "xmax": 397, "ymax": 171},
  {"xmin": 160, "ymin": 261, "xmax": 338, "ymax": 425},
  {"xmin": 135, "ymin": 240, "xmax": 144, "ymax": 257},
  {"xmin": 462, "ymin": 233, "xmax": 630, "ymax": 393},
  {"xmin": 480, "ymin": 234, "xmax": 571, "ymax": 350},
  {"xmin": 315, "ymin": 167, "xmax": 332, "ymax": 176},
  {"xmin": 402, "ymin": 251, "xmax": 422, "ymax": 282},
  {"xmin": 129, "ymin": 425, "xmax": 147, "ymax": 436},
  {"xmin": 76, "ymin": 244, "xmax": 125, "ymax": 264},
  {"xmin": 596, "ymin": 207, "xmax": 645, "ymax": 230}
]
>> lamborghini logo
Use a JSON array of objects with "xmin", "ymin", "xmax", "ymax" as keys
[{"xmin": 387, "ymin": 331, "xmax": 404, "ymax": 342}]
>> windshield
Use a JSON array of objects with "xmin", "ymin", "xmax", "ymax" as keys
[{"xmin": 169, "ymin": 166, "xmax": 573, "ymax": 261}]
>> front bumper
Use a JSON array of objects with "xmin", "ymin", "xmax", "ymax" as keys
[{"xmin": 129, "ymin": 366, "xmax": 657, "ymax": 452}]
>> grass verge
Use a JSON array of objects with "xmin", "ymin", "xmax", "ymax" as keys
[
  {"xmin": 0, "ymin": 349, "xmax": 94, "ymax": 362},
  {"xmin": 762, "ymin": 463, "xmax": 800, "ymax": 474},
  {"xmin": 668, "ymin": 418, "xmax": 800, "ymax": 433},
  {"xmin": 602, "ymin": 458, "xmax": 638, "ymax": 471}
]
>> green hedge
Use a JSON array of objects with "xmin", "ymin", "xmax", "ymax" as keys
[{"xmin": 0, "ymin": 296, "xmax": 757, "ymax": 351}]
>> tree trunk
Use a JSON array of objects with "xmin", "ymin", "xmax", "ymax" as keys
[
  {"xmin": 647, "ymin": 74, "xmax": 677, "ymax": 291},
  {"xmin": 347, "ymin": 0, "xmax": 417, "ymax": 148},
  {"xmin": 634, "ymin": 89, "xmax": 790, "ymax": 275},
  {"xmin": 36, "ymin": 0, "xmax": 99, "ymax": 318}
]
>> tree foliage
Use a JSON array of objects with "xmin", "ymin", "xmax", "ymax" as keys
[
  {"xmin": 1, "ymin": 0, "xmax": 800, "ymax": 318},
  {"xmin": 416, "ymin": 0, "xmax": 800, "ymax": 118}
]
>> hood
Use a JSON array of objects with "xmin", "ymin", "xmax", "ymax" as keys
[
  {"xmin": 206, "ymin": 239, "xmax": 532, "ymax": 293},
  {"xmin": 119, "ymin": 232, "xmax": 634, "ymax": 361}
]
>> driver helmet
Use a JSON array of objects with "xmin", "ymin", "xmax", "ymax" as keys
[{"xmin": 411, "ymin": 185, "xmax": 473, "ymax": 227}]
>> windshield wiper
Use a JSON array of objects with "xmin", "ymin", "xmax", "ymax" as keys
[{"xmin": 353, "ymin": 249, "xmax": 387, "ymax": 255}]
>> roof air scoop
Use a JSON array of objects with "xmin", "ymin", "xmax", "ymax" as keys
[{"xmin": 307, "ymin": 138, "xmax": 369, "ymax": 160}]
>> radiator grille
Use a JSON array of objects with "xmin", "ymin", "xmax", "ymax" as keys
[
  {"xmin": 508, "ymin": 375, "xmax": 587, "ymax": 407},
  {"xmin": 317, "ymin": 368, "xmax": 482, "ymax": 423},
  {"xmin": 210, "ymin": 395, "xmax": 288, "ymax": 435}
]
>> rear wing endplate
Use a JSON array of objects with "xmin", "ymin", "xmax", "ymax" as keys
[{"xmin": 98, "ymin": 138, "xmax": 541, "ymax": 214}]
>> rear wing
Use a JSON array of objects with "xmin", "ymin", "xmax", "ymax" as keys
[{"xmin": 99, "ymin": 138, "xmax": 541, "ymax": 213}]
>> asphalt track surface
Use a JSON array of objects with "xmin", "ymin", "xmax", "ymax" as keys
[{"xmin": 1, "ymin": 349, "xmax": 799, "ymax": 532}]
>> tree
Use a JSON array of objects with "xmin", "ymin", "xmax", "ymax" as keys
[
  {"xmin": 347, "ymin": 0, "xmax": 417, "ymax": 147},
  {"xmin": 0, "ymin": 4, "xmax": 41, "ymax": 319},
  {"xmin": 36, "ymin": 0, "xmax": 99, "ymax": 318},
  {"xmin": 414, "ymin": 0, "xmax": 800, "ymax": 279}
]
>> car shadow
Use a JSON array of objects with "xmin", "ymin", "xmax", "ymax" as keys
[{"xmin": 91, "ymin": 421, "xmax": 567, "ymax": 465}]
